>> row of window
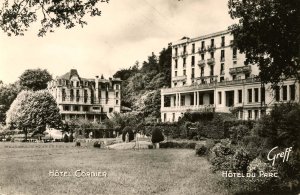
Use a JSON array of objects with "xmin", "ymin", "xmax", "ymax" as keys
[
  {"xmin": 57, "ymin": 80, "xmax": 120, "ymax": 90},
  {"xmin": 174, "ymin": 48, "xmax": 237, "ymax": 69},
  {"xmin": 63, "ymin": 104, "xmax": 118, "ymax": 112},
  {"xmin": 174, "ymin": 36, "xmax": 229, "ymax": 55},
  {"xmin": 275, "ymin": 85, "xmax": 296, "ymax": 101}
]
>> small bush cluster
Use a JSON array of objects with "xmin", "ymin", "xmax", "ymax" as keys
[
  {"xmin": 93, "ymin": 141, "xmax": 101, "ymax": 148},
  {"xmin": 195, "ymin": 144, "xmax": 207, "ymax": 156},
  {"xmin": 160, "ymin": 141, "xmax": 196, "ymax": 149},
  {"xmin": 151, "ymin": 128, "xmax": 164, "ymax": 143}
]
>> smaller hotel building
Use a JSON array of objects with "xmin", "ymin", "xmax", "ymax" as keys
[
  {"xmin": 161, "ymin": 30, "xmax": 299, "ymax": 122},
  {"xmin": 47, "ymin": 69, "xmax": 121, "ymax": 122}
]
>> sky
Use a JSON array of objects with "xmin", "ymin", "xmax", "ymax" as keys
[{"xmin": 0, "ymin": 0, "xmax": 234, "ymax": 84}]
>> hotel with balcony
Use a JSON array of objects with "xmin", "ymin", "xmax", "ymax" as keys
[
  {"xmin": 47, "ymin": 69, "xmax": 121, "ymax": 122},
  {"xmin": 161, "ymin": 30, "xmax": 299, "ymax": 122}
]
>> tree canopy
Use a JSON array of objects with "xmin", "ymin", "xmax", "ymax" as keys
[
  {"xmin": 19, "ymin": 68, "xmax": 52, "ymax": 91},
  {"xmin": 228, "ymin": 0, "xmax": 300, "ymax": 86},
  {"xmin": 6, "ymin": 90, "xmax": 61, "ymax": 139},
  {"xmin": 0, "ymin": 0, "xmax": 107, "ymax": 37}
]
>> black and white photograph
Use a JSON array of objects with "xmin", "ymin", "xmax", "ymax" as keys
[{"xmin": 0, "ymin": 0, "xmax": 299, "ymax": 194}]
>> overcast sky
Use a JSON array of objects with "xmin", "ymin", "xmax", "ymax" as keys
[{"xmin": 0, "ymin": 0, "xmax": 234, "ymax": 84}]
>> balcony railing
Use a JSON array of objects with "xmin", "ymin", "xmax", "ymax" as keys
[
  {"xmin": 172, "ymin": 75, "xmax": 187, "ymax": 82},
  {"xmin": 207, "ymin": 45, "xmax": 216, "ymax": 52},
  {"xmin": 207, "ymin": 58, "xmax": 215, "ymax": 65},
  {"xmin": 180, "ymin": 51, "xmax": 188, "ymax": 57},
  {"xmin": 198, "ymin": 47, "xmax": 206, "ymax": 53},
  {"xmin": 198, "ymin": 60, "xmax": 206, "ymax": 66},
  {"xmin": 161, "ymin": 77, "xmax": 260, "ymax": 94},
  {"xmin": 229, "ymin": 66, "xmax": 252, "ymax": 74},
  {"xmin": 161, "ymin": 105, "xmax": 215, "ymax": 112}
]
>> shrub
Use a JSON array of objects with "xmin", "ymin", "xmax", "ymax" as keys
[
  {"xmin": 75, "ymin": 141, "xmax": 81, "ymax": 147},
  {"xmin": 69, "ymin": 134, "xmax": 74, "ymax": 142},
  {"xmin": 229, "ymin": 124, "xmax": 250, "ymax": 144},
  {"xmin": 151, "ymin": 127, "xmax": 164, "ymax": 143},
  {"xmin": 195, "ymin": 144, "xmax": 207, "ymax": 156},
  {"xmin": 122, "ymin": 126, "xmax": 134, "ymax": 142},
  {"xmin": 63, "ymin": 134, "xmax": 69, "ymax": 143},
  {"xmin": 93, "ymin": 141, "xmax": 101, "ymax": 148},
  {"xmin": 232, "ymin": 147, "xmax": 250, "ymax": 173}
]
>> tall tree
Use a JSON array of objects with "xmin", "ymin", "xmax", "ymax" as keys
[
  {"xmin": 6, "ymin": 90, "xmax": 61, "ymax": 140},
  {"xmin": 228, "ymin": 0, "xmax": 300, "ymax": 86},
  {"xmin": 19, "ymin": 69, "xmax": 52, "ymax": 91},
  {"xmin": 0, "ymin": 0, "xmax": 107, "ymax": 37}
]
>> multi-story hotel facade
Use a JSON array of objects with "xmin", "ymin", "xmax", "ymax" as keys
[
  {"xmin": 161, "ymin": 30, "xmax": 299, "ymax": 122},
  {"xmin": 47, "ymin": 69, "xmax": 121, "ymax": 122}
]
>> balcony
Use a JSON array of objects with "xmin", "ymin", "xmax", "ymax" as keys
[
  {"xmin": 198, "ymin": 60, "xmax": 206, "ymax": 66},
  {"xmin": 198, "ymin": 47, "xmax": 206, "ymax": 54},
  {"xmin": 207, "ymin": 58, "xmax": 215, "ymax": 65},
  {"xmin": 161, "ymin": 105, "xmax": 215, "ymax": 113},
  {"xmin": 180, "ymin": 51, "xmax": 188, "ymax": 57},
  {"xmin": 207, "ymin": 45, "xmax": 216, "ymax": 52},
  {"xmin": 172, "ymin": 75, "xmax": 187, "ymax": 82},
  {"xmin": 229, "ymin": 66, "xmax": 252, "ymax": 74},
  {"xmin": 161, "ymin": 77, "xmax": 260, "ymax": 94}
]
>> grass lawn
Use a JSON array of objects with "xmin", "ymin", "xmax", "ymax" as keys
[{"xmin": 0, "ymin": 142, "xmax": 228, "ymax": 195}]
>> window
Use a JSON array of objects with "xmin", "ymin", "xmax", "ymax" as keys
[
  {"xmin": 191, "ymin": 56, "xmax": 195, "ymax": 66},
  {"xmin": 116, "ymin": 92, "xmax": 119, "ymax": 98},
  {"xmin": 200, "ymin": 67, "xmax": 204, "ymax": 77},
  {"xmin": 116, "ymin": 100, "xmax": 119, "ymax": 105},
  {"xmin": 245, "ymin": 73, "xmax": 250, "ymax": 79},
  {"xmin": 238, "ymin": 90, "xmax": 242, "ymax": 103},
  {"xmin": 209, "ymin": 93, "xmax": 214, "ymax": 104},
  {"xmin": 282, "ymin": 85, "xmax": 287, "ymax": 101},
  {"xmin": 290, "ymin": 85, "xmax": 295, "ymax": 100},
  {"xmin": 248, "ymin": 110, "xmax": 252, "ymax": 119},
  {"xmin": 175, "ymin": 48, "xmax": 178, "ymax": 56},
  {"xmin": 181, "ymin": 96, "xmax": 185, "ymax": 106},
  {"xmin": 233, "ymin": 75, "xmax": 236, "ymax": 80},
  {"xmin": 210, "ymin": 65, "xmax": 214, "ymax": 76},
  {"xmin": 183, "ymin": 46, "xmax": 186, "ymax": 53},
  {"xmin": 183, "ymin": 81, "xmax": 186, "ymax": 86},
  {"xmin": 62, "ymin": 115, "xmax": 65, "ymax": 120},
  {"xmin": 109, "ymin": 108, "xmax": 113, "ymax": 113},
  {"xmin": 220, "ymin": 77, "xmax": 224, "ymax": 82},
  {"xmin": 175, "ymin": 59, "xmax": 178, "ymax": 69},
  {"xmin": 218, "ymin": 92, "xmax": 222, "ymax": 104},
  {"xmin": 63, "ymin": 105, "xmax": 70, "ymax": 111},
  {"xmin": 254, "ymin": 110, "xmax": 259, "ymax": 120},
  {"xmin": 191, "ymin": 68, "xmax": 195, "ymax": 78},
  {"xmin": 164, "ymin": 113, "xmax": 167, "ymax": 122},
  {"xmin": 254, "ymin": 88, "xmax": 259, "ymax": 102},
  {"xmin": 172, "ymin": 113, "xmax": 175, "ymax": 122},
  {"xmin": 174, "ymin": 82, "xmax": 177, "ymax": 86},
  {"xmin": 76, "ymin": 90, "xmax": 80, "ymax": 102},
  {"xmin": 220, "ymin": 63, "xmax": 224, "ymax": 74},
  {"xmin": 233, "ymin": 61, "xmax": 237, "ymax": 66},
  {"xmin": 221, "ymin": 50, "xmax": 225, "ymax": 61},
  {"xmin": 74, "ymin": 106, "xmax": 79, "ymax": 111},
  {"xmin": 70, "ymin": 89, "xmax": 74, "ymax": 101},
  {"xmin": 210, "ymin": 52, "xmax": 214, "ymax": 59},
  {"xmin": 261, "ymin": 87, "xmax": 265, "ymax": 103},
  {"xmin": 183, "ymin": 70, "xmax": 186, "ymax": 76},
  {"xmin": 83, "ymin": 106, "xmax": 89, "ymax": 112},
  {"xmin": 76, "ymin": 82, "xmax": 79, "ymax": 87},
  {"xmin": 275, "ymin": 86, "xmax": 280, "ymax": 101},
  {"xmin": 84, "ymin": 90, "xmax": 88, "ymax": 103},
  {"xmin": 201, "ymin": 41, "xmax": 205, "ymax": 49},
  {"xmin": 248, "ymin": 89, "xmax": 252, "ymax": 103},
  {"xmin": 192, "ymin": 43, "xmax": 195, "ymax": 53},
  {"xmin": 201, "ymin": 54, "xmax": 205, "ymax": 60},
  {"xmin": 183, "ymin": 58, "xmax": 186, "ymax": 67},
  {"xmin": 211, "ymin": 39, "xmax": 214, "ymax": 47},
  {"xmin": 233, "ymin": 48, "xmax": 237, "ymax": 59},
  {"xmin": 175, "ymin": 71, "xmax": 177, "ymax": 77},
  {"xmin": 62, "ymin": 89, "xmax": 66, "ymax": 101},
  {"xmin": 221, "ymin": 36, "xmax": 225, "ymax": 47},
  {"xmin": 93, "ymin": 107, "xmax": 100, "ymax": 110},
  {"xmin": 239, "ymin": 111, "xmax": 243, "ymax": 119},
  {"xmin": 116, "ymin": 84, "xmax": 120, "ymax": 90}
]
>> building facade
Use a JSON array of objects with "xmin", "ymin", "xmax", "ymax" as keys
[
  {"xmin": 47, "ymin": 69, "xmax": 121, "ymax": 122},
  {"xmin": 161, "ymin": 30, "xmax": 299, "ymax": 122}
]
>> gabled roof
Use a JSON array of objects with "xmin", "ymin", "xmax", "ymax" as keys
[{"xmin": 58, "ymin": 69, "xmax": 81, "ymax": 80}]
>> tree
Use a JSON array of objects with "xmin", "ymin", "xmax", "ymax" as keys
[
  {"xmin": 6, "ymin": 90, "xmax": 62, "ymax": 140},
  {"xmin": 0, "ymin": 0, "xmax": 108, "ymax": 37},
  {"xmin": 228, "ymin": 0, "xmax": 300, "ymax": 86},
  {"xmin": 0, "ymin": 82, "xmax": 22, "ymax": 123},
  {"xmin": 19, "ymin": 69, "xmax": 52, "ymax": 91}
]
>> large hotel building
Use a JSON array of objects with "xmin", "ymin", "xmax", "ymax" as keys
[
  {"xmin": 161, "ymin": 30, "xmax": 299, "ymax": 122},
  {"xmin": 47, "ymin": 69, "xmax": 121, "ymax": 122}
]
